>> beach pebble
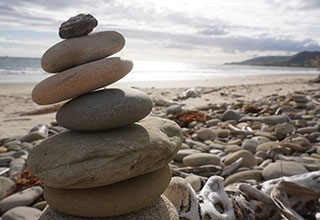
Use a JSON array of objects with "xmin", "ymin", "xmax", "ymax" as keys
[
  {"xmin": 4, "ymin": 141, "xmax": 21, "ymax": 147},
  {"xmin": 224, "ymin": 150, "xmax": 257, "ymax": 167},
  {"xmin": 196, "ymin": 128, "xmax": 216, "ymax": 141},
  {"xmin": 221, "ymin": 110, "xmax": 241, "ymax": 121},
  {"xmin": 241, "ymin": 139, "xmax": 259, "ymax": 154},
  {"xmin": 0, "ymin": 156, "xmax": 13, "ymax": 166},
  {"xmin": 33, "ymin": 57, "xmax": 133, "ymax": 105},
  {"xmin": 41, "ymin": 31, "xmax": 125, "ymax": 73},
  {"xmin": 38, "ymin": 195, "xmax": 178, "ymax": 220},
  {"xmin": 173, "ymin": 149, "xmax": 201, "ymax": 162},
  {"xmin": 6, "ymin": 145, "xmax": 21, "ymax": 152},
  {"xmin": 297, "ymin": 126, "xmax": 318, "ymax": 134},
  {"xmin": 43, "ymin": 165, "xmax": 171, "ymax": 217},
  {"xmin": 260, "ymin": 115, "xmax": 288, "ymax": 125},
  {"xmin": 56, "ymin": 89, "xmax": 153, "ymax": 131},
  {"xmin": 59, "ymin": 14, "xmax": 97, "ymax": 39},
  {"xmin": 275, "ymin": 122, "xmax": 295, "ymax": 140},
  {"xmin": 183, "ymin": 153, "xmax": 221, "ymax": 166},
  {"xmin": 254, "ymin": 132, "xmax": 277, "ymax": 141},
  {"xmin": 28, "ymin": 117, "xmax": 182, "ymax": 189},
  {"xmin": 262, "ymin": 161, "xmax": 309, "ymax": 180},
  {"xmin": 225, "ymin": 170, "xmax": 263, "ymax": 186},
  {"xmin": 2, "ymin": 206, "xmax": 41, "ymax": 220},
  {"xmin": 0, "ymin": 146, "xmax": 7, "ymax": 153},
  {"xmin": 251, "ymin": 136, "xmax": 271, "ymax": 144},
  {"xmin": 224, "ymin": 145, "xmax": 241, "ymax": 153},
  {"xmin": 19, "ymin": 131, "xmax": 47, "ymax": 143},
  {"xmin": 185, "ymin": 175, "xmax": 202, "ymax": 192},
  {"xmin": 0, "ymin": 177, "xmax": 15, "ymax": 199},
  {"xmin": 206, "ymin": 119, "xmax": 220, "ymax": 127},
  {"xmin": 165, "ymin": 105, "xmax": 182, "ymax": 115},
  {"xmin": 0, "ymin": 186, "xmax": 43, "ymax": 213},
  {"xmin": 32, "ymin": 201, "xmax": 47, "ymax": 211},
  {"xmin": 215, "ymin": 129, "xmax": 230, "ymax": 138},
  {"xmin": 256, "ymin": 141, "xmax": 280, "ymax": 152}
]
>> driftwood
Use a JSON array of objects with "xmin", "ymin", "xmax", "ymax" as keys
[{"xmin": 20, "ymin": 103, "xmax": 64, "ymax": 116}]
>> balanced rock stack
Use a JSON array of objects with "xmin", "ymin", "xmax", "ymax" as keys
[{"xmin": 27, "ymin": 14, "xmax": 183, "ymax": 219}]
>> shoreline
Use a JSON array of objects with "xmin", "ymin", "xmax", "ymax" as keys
[{"xmin": 0, "ymin": 74, "xmax": 319, "ymax": 137}]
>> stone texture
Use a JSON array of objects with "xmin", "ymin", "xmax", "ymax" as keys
[
  {"xmin": 224, "ymin": 150, "xmax": 257, "ymax": 167},
  {"xmin": 196, "ymin": 128, "xmax": 216, "ymax": 141},
  {"xmin": 173, "ymin": 149, "xmax": 201, "ymax": 162},
  {"xmin": 28, "ymin": 117, "xmax": 182, "ymax": 189},
  {"xmin": 260, "ymin": 115, "xmax": 288, "ymax": 125},
  {"xmin": 185, "ymin": 175, "xmax": 202, "ymax": 192},
  {"xmin": 59, "ymin": 14, "xmax": 98, "ymax": 39},
  {"xmin": 56, "ymin": 88, "xmax": 153, "ymax": 131},
  {"xmin": 221, "ymin": 110, "xmax": 241, "ymax": 121},
  {"xmin": 44, "ymin": 165, "xmax": 171, "ymax": 217},
  {"xmin": 2, "ymin": 206, "xmax": 41, "ymax": 220},
  {"xmin": 0, "ymin": 177, "xmax": 15, "ymax": 199},
  {"xmin": 41, "ymin": 31, "xmax": 125, "ymax": 73},
  {"xmin": 183, "ymin": 153, "xmax": 221, "ymax": 166},
  {"xmin": 0, "ymin": 187, "xmax": 43, "ymax": 212},
  {"xmin": 241, "ymin": 139, "xmax": 259, "ymax": 154},
  {"xmin": 262, "ymin": 161, "xmax": 309, "ymax": 180},
  {"xmin": 225, "ymin": 170, "xmax": 263, "ymax": 186},
  {"xmin": 256, "ymin": 141, "xmax": 280, "ymax": 152},
  {"xmin": 38, "ymin": 195, "xmax": 178, "ymax": 220},
  {"xmin": 275, "ymin": 123, "xmax": 295, "ymax": 140},
  {"xmin": 33, "ymin": 57, "xmax": 133, "ymax": 105},
  {"xmin": 165, "ymin": 105, "xmax": 182, "ymax": 115}
]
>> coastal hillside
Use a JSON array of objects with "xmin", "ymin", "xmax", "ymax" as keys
[{"xmin": 226, "ymin": 51, "xmax": 320, "ymax": 67}]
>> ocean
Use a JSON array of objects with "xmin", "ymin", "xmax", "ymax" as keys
[{"xmin": 0, "ymin": 56, "xmax": 318, "ymax": 83}]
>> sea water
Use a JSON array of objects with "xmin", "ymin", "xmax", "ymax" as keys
[{"xmin": 0, "ymin": 56, "xmax": 318, "ymax": 83}]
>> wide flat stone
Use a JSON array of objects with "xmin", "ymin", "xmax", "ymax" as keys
[
  {"xmin": 28, "ymin": 117, "xmax": 182, "ymax": 189},
  {"xmin": 2, "ymin": 206, "xmax": 41, "ymax": 220},
  {"xmin": 225, "ymin": 170, "xmax": 263, "ymax": 186},
  {"xmin": 182, "ymin": 153, "xmax": 221, "ymax": 167},
  {"xmin": 44, "ymin": 165, "xmax": 171, "ymax": 217},
  {"xmin": 0, "ymin": 177, "xmax": 15, "ymax": 199},
  {"xmin": 262, "ymin": 161, "xmax": 309, "ymax": 180},
  {"xmin": 56, "ymin": 88, "xmax": 153, "ymax": 131},
  {"xmin": 0, "ymin": 186, "xmax": 43, "ymax": 213},
  {"xmin": 224, "ymin": 150, "xmax": 257, "ymax": 167},
  {"xmin": 38, "ymin": 195, "xmax": 178, "ymax": 220},
  {"xmin": 41, "ymin": 31, "xmax": 125, "ymax": 73},
  {"xmin": 32, "ymin": 57, "xmax": 133, "ymax": 105}
]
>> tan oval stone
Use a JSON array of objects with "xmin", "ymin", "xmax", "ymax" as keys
[
  {"xmin": 44, "ymin": 165, "xmax": 172, "ymax": 217},
  {"xmin": 28, "ymin": 117, "xmax": 183, "ymax": 189},
  {"xmin": 224, "ymin": 150, "xmax": 257, "ymax": 167},
  {"xmin": 38, "ymin": 195, "xmax": 178, "ymax": 220},
  {"xmin": 256, "ymin": 141, "xmax": 280, "ymax": 152},
  {"xmin": 225, "ymin": 170, "xmax": 263, "ymax": 186},
  {"xmin": 32, "ymin": 57, "xmax": 133, "ymax": 105},
  {"xmin": 41, "ymin": 31, "xmax": 125, "ymax": 73},
  {"xmin": 183, "ymin": 153, "xmax": 221, "ymax": 166}
]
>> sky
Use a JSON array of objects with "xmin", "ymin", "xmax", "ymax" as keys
[{"xmin": 0, "ymin": 0, "xmax": 320, "ymax": 64}]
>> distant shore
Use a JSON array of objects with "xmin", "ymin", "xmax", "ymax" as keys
[{"xmin": 0, "ymin": 73, "xmax": 319, "ymax": 137}]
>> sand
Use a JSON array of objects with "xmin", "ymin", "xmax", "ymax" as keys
[{"xmin": 0, "ymin": 74, "xmax": 319, "ymax": 138}]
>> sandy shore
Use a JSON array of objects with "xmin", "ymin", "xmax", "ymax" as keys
[{"xmin": 0, "ymin": 74, "xmax": 319, "ymax": 137}]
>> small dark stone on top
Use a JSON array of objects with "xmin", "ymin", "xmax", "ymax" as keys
[{"xmin": 59, "ymin": 14, "xmax": 98, "ymax": 39}]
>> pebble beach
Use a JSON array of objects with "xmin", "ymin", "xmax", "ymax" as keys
[{"xmin": 0, "ymin": 13, "xmax": 320, "ymax": 220}]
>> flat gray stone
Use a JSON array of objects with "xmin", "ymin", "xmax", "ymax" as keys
[
  {"xmin": 28, "ymin": 117, "xmax": 182, "ymax": 189},
  {"xmin": 0, "ymin": 186, "xmax": 43, "ymax": 213},
  {"xmin": 41, "ymin": 31, "xmax": 125, "ymax": 73},
  {"xmin": 262, "ymin": 161, "xmax": 309, "ymax": 180},
  {"xmin": 2, "ymin": 206, "xmax": 41, "ymax": 220},
  {"xmin": 56, "ymin": 88, "xmax": 153, "ymax": 131},
  {"xmin": 0, "ymin": 177, "xmax": 15, "ymax": 199}
]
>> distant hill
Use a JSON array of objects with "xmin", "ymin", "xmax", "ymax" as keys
[{"xmin": 225, "ymin": 51, "xmax": 320, "ymax": 67}]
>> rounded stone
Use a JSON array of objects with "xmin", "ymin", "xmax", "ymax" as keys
[
  {"xmin": 56, "ymin": 88, "xmax": 153, "ymax": 131},
  {"xmin": 185, "ymin": 175, "xmax": 202, "ymax": 192},
  {"xmin": 59, "ymin": 14, "xmax": 98, "ymax": 39},
  {"xmin": 275, "ymin": 122, "xmax": 295, "ymax": 140},
  {"xmin": 256, "ymin": 141, "xmax": 280, "ymax": 152},
  {"xmin": 251, "ymin": 136, "xmax": 271, "ymax": 144},
  {"xmin": 196, "ymin": 128, "xmax": 217, "ymax": 141},
  {"xmin": 38, "ymin": 195, "xmax": 178, "ymax": 220},
  {"xmin": 2, "ymin": 206, "xmax": 41, "ymax": 220},
  {"xmin": 44, "ymin": 165, "xmax": 172, "ymax": 217},
  {"xmin": 241, "ymin": 139, "xmax": 259, "ymax": 154},
  {"xmin": 215, "ymin": 129, "xmax": 230, "ymax": 138},
  {"xmin": 0, "ymin": 177, "xmax": 15, "ymax": 199},
  {"xmin": 225, "ymin": 170, "xmax": 263, "ymax": 186},
  {"xmin": 221, "ymin": 110, "xmax": 241, "ymax": 121},
  {"xmin": 32, "ymin": 57, "xmax": 133, "ymax": 105},
  {"xmin": 41, "ymin": 31, "xmax": 125, "ymax": 73},
  {"xmin": 173, "ymin": 149, "xmax": 201, "ymax": 162},
  {"xmin": 262, "ymin": 161, "xmax": 309, "ymax": 180},
  {"xmin": 28, "ymin": 117, "xmax": 183, "ymax": 189},
  {"xmin": 224, "ymin": 145, "xmax": 241, "ymax": 153},
  {"xmin": 183, "ymin": 153, "xmax": 221, "ymax": 166},
  {"xmin": 224, "ymin": 150, "xmax": 257, "ymax": 167}
]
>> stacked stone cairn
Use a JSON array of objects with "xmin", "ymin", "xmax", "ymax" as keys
[{"xmin": 27, "ymin": 14, "xmax": 183, "ymax": 219}]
